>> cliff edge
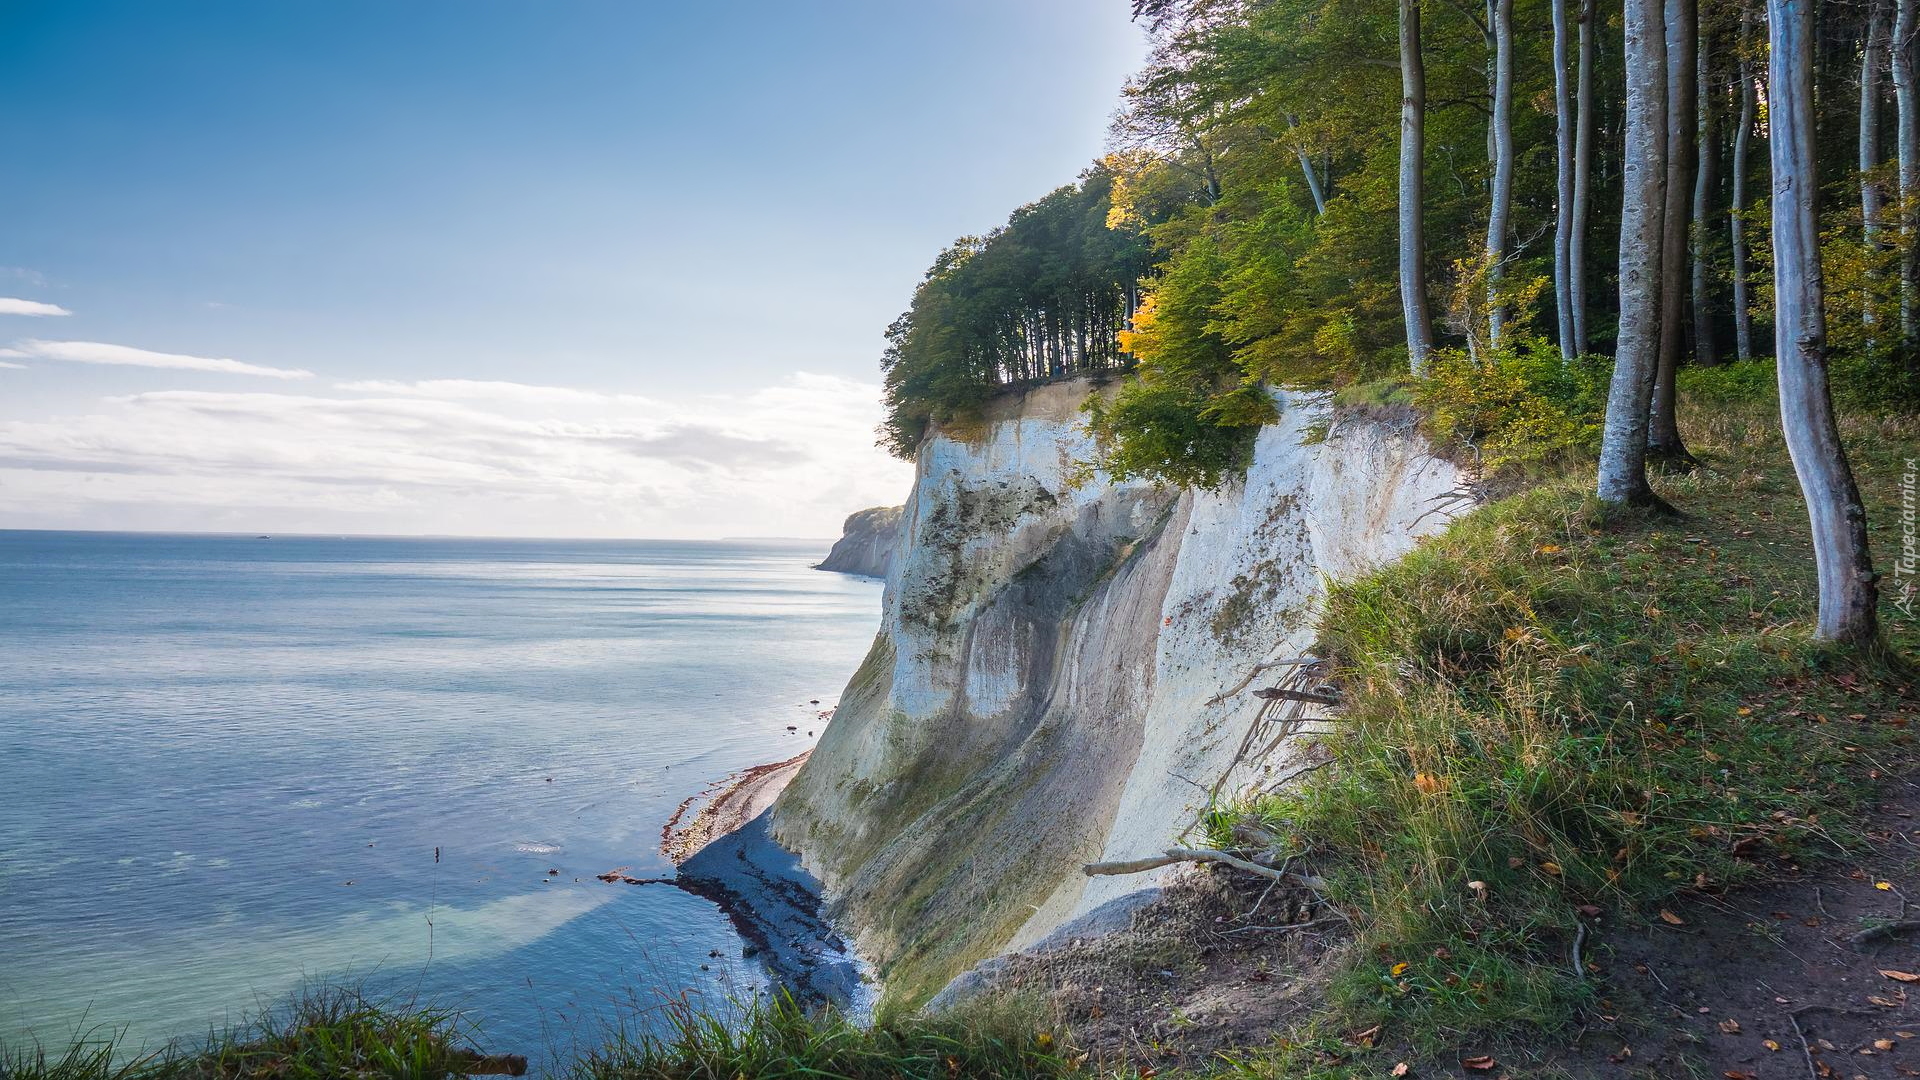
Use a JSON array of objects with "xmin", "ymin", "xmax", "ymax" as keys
[
  {"xmin": 772, "ymin": 377, "xmax": 1466, "ymax": 1004},
  {"xmin": 815, "ymin": 506, "xmax": 904, "ymax": 579}
]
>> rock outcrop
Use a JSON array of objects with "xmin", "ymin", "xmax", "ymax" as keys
[
  {"xmin": 772, "ymin": 377, "xmax": 1467, "ymax": 1004},
  {"xmin": 815, "ymin": 506, "xmax": 903, "ymax": 579}
]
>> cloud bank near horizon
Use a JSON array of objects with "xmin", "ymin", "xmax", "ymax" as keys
[{"xmin": 0, "ymin": 371, "xmax": 912, "ymax": 539}]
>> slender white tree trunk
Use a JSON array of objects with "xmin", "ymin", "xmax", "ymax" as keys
[
  {"xmin": 1893, "ymin": 0, "xmax": 1919, "ymax": 341},
  {"xmin": 1554, "ymin": 0, "xmax": 1578, "ymax": 363},
  {"xmin": 1769, "ymin": 0, "xmax": 1881, "ymax": 645},
  {"xmin": 1731, "ymin": 11, "xmax": 1758, "ymax": 361},
  {"xmin": 1864, "ymin": 0, "xmax": 1890, "ymax": 253},
  {"xmin": 1571, "ymin": 0, "xmax": 1597, "ymax": 354},
  {"xmin": 1690, "ymin": 5, "xmax": 1719, "ymax": 366},
  {"xmin": 1487, "ymin": 0, "xmax": 1516, "ymax": 349},
  {"xmin": 1599, "ymin": 0, "xmax": 1669, "ymax": 505},
  {"xmin": 1649, "ymin": 0, "xmax": 1697, "ymax": 460},
  {"xmin": 1400, "ymin": 0, "xmax": 1437, "ymax": 372},
  {"xmin": 1288, "ymin": 116, "xmax": 1329, "ymax": 214}
]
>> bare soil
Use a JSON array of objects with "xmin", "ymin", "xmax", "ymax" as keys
[
  {"xmin": 963, "ymin": 775, "xmax": 1920, "ymax": 1078},
  {"xmin": 952, "ymin": 869, "xmax": 1350, "ymax": 1069}
]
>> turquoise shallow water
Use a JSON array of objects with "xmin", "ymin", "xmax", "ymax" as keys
[{"xmin": 0, "ymin": 530, "xmax": 881, "ymax": 1063}]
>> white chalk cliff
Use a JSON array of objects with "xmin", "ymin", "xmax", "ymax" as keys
[
  {"xmin": 772, "ymin": 377, "xmax": 1466, "ymax": 1003},
  {"xmin": 816, "ymin": 506, "xmax": 904, "ymax": 579}
]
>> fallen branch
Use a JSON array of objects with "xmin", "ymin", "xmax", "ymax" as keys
[
  {"xmin": 1218, "ymin": 918, "xmax": 1338, "ymax": 934},
  {"xmin": 1850, "ymin": 919, "xmax": 1920, "ymax": 949},
  {"xmin": 1570, "ymin": 916, "xmax": 1588, "ymax": 982},
  {"xmin": 1083, "ymin": 847, "xmax": 1327, "ymax": 890},
  {"xmin": 1206, "ymin": 657, "xmax": 1321, "ymax": 707},
  {"xmin": 1252, "ymin": 686, "xmax": 1341, "ymax": 706}
]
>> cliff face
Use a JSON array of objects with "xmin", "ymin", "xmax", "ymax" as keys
[
  {"xmin": 815, "ymin": 506, "xmax": 904, "ymax": 579},
  {"xmin": 771, "ymin": 378, "xmax": 1465, "ymax": 1004}
]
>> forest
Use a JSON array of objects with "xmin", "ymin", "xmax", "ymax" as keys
[{"xmin": 880, "ymin": 0, "xmax": 1918, "ymax": 648}]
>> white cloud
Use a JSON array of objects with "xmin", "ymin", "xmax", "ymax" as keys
[
  {"xmin": 12, "ymin": 339, "xmax": 312, "ymax": 379},
  {"xmin": 0, "ymin": 373, "xmax": 912, "ymax": 538},
  {"xmin": 335, "ymin": 378, "xmax": 657, "ymax": 406},
  {"xmin": 0, "ymin": 361, "xmax": 22, "ymax": 369},
  {"xmin": 0, "ymin": 298, "xmax": 71, "ymax": 317}
]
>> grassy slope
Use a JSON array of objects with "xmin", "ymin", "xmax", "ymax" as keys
[
  {"xmin": 1196, "ymin": 374, "xmax": 1920, "ymax": 1074},
  {"xmin": 9, "ymin": 375, "xmax": 1916, "ymax": 1079}
]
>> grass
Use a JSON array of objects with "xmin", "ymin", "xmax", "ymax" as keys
[
  {"xmin": 1203, "ymin": 376, "xmax": 1920, "ymax": 1059},
  {"xmin": 568, "ymin": 993, "xmax": 1081, "ymax": 1080},
  {"xmin": 1, "ymin": 991, "xmax": 1093, "ymax": 1080},
  {"xmin": 1, "ymin": 989, "xmax": 478, "ymax": 1080}
]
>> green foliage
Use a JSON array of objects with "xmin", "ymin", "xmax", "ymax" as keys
[
  {"xmin": 880, "ymin": 168, "xmax": 1150, "ymax": 457},
  {"xmin": 1414, "ymin": 340, "xmax": 1611, "ymax": 476},
  {"xmin": 1676, "ymin": 357, "xmax": 1778, "ymax": 406},
  {"xmin": 1208, "ymin": 395, "xmax": 1918, "ymax": 1050},
  {"xmin": 1085, "ymin": 236, "xmax": 1276, "ymax": 487}
]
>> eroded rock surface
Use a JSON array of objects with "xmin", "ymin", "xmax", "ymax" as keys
[{"xmin": 774, "ymin": 378, "xmax": 1465, "ymax": 1004}]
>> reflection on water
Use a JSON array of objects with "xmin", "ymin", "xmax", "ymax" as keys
[{"xmin": 0, "ymin": 531, "xmax": 881, "ymax": 1062}]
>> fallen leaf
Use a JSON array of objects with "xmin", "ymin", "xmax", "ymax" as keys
[
  {"xmin": 1718, "ymin": 1019, "xmax": 1742, "ymax": 1034},
  {"xmin": 1877, "ymin": 1040, "xmax": 1897, "ymax": 1051},
  {"xmin": 1462, "ymin": 1055, "xmax": 1497, "ymax": 1071},
  {"xmin": 1883, "ymin": 970, "xmax": 1920, "ymax": 983},
  {"xmin": 1871, "ymin": 996, "xmax": 1904, "ymax": 1008},
  {"xmin": 1392, "ymin": 1065, "xmax": 1410, "ymax": 1078},
  {"xmin": 1879, "ymin": 882, "xmax": 1895, "ymax": 891},
  {"xmin": 1723, "ymin": 1072, "xmax": 1757, "ymax": 1080},
  {"xmin": 1764, "ymin": 1040, "xmax": 1782, "ymax": 1051},
  {"xmin": 1390, "ymin": 962, "xmax": 1410, "ymax": 976},
  {"xmin": 1660, "ymin": 909, "xmax": 1686, "ymax": 925},
  {"xmin": 1349, "ymin": 1025, "xmax": 1382, "ymax": 1048},
  {"xmin": 1542, "ymin": 861, "xmax": 1563, "ymax": 876}
]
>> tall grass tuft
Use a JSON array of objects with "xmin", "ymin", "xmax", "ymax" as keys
[
  {"xmin": 568, "ymin": 991, "xmax": 1081, "ymax": 1080},
  {"xmin": 2, "ymin": 989, "xmax": 481, "ymax": 1080}
]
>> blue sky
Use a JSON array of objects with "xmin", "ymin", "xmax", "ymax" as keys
[{"xmin": 0, "ymin": 1, "xmax": 1145, "ymax": 537}]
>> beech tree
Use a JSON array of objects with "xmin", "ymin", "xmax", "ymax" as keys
[
  {"xmin": 1768, "ymin": 0, "xmax": 1880, "ymax": 643},
  {"xmin": 1730, "ymin": 8, "xmax": 1758, "ymax": 362},
  {"xmin": 1598, "ymin": 0, "xmax": 1669, "ymax": 506},
  {"xmin": 1647, "ymin": 0, "xmax": 1697, "ymax": 464},
  {"xmin": 1895, "ymin": 0, "xmax": 1919, "ymax": 342},
  {"xmin": 1485, "ymin": 0, "xmax": 1516, "ymax": 350},
  {"xmin": 1689, "ymin": 0, "xmax": 1718, "ymax": 367},
  {"xmin": 1553, "ymin": 0, "xmax": 1577, "ymax": 362},
  {"xmin": 1401, "ymin": 0, "xmax": 1437, "ymax": 372},
  {"xmin": 1570, "ymin": 0, "xmax": 1598, "ymax": 355}
]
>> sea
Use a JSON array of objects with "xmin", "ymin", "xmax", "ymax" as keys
[{"xmin": 0, "ymin": 530, "xmax": 883, "ymax": 1064}]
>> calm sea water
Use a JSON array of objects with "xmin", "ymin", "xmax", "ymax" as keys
[{"xmin": 0, "ymin": 530, "xmax": 881, "ymax": 1062}]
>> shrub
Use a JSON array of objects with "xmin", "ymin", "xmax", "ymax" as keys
[{"xmin": 1414, "ymin": 339, "xmax": 1610, "ymax": 478}]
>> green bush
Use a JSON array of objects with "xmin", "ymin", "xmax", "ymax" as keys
[{"xmin": 1414, "ymin": 339, "xmax": 1610, "ymax": 477}]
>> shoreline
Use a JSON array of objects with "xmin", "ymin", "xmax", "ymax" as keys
[
  {"xmin": 660, "ymin": 749, "xmax": 812, "ymax": 864},
  {"xmin": 664, "ymin": 748, "xmax": 867, "ymax": 1007}
]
